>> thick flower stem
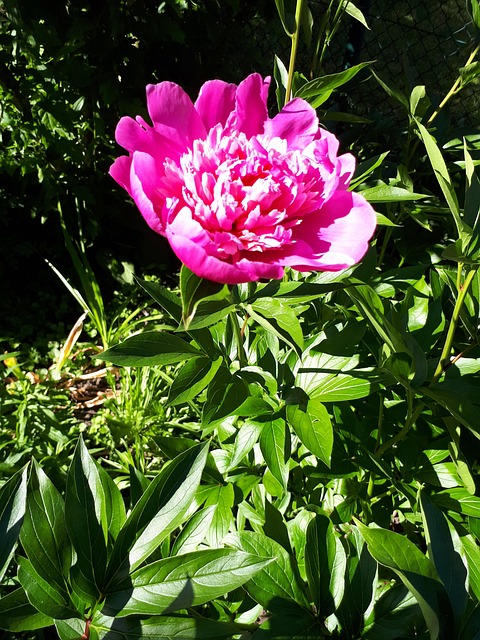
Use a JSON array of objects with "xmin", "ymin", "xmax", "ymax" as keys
[
  {"xmin": 285, "ymin": 0, "xmax": 306, "ymax": 105},
  {"xmin": 432, "ymin": 267, "xmax": 477, "ymax": 383},
  {"xmin": 230, "ymin": 309, "xmax": 248, "ymax": 369}
]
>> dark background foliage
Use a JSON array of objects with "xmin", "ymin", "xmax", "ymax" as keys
[{"xmin": 0, "ymin": 0, "xmax": 477, "ymax": 349}]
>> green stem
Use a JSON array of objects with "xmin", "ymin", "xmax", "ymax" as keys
[
  {"xmin": 285, "ymin": 0, "xmax": 305, "ymax": 105},
  {"xmin": 230, "ymin": 310, "xmax": 247, "ymax": 368},
  {"xmin": 374, "ymin": 395, "xmax": 423, "ymax": 460},
  {"xmin": 432, "ymin": 268, "xmax": 477, "ymax": 383},
  {"xmin": 427, "ymin": 43, "xmax": 480, "ymax": 125}
]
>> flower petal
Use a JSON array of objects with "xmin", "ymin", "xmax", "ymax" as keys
[
  {"xmin": 115, "ymin": 115, "xmax": 184, "ymax": 165},
  {"xmin": 264, "ymin": 98, "xmax": 318, "ymax": 149},
  {"xmin": 280, "ymin": 190, "xmax": 376, "ymax": 271},
  {"xmin": 130, "ymin": 152, "xmax": 166, "ymax": 235},
  {"xmin": 109, "ymin": 156, "xmax": 132, "ymax": 194},
  {"xmin": 146, "ymin": 82, "xmax": 206, "ymax": 145},
  {"xmin": 227, "ymin": 73, "xmax": 270, "ymax": 138},
  {"xmin": 166, "ymin": 208, "xmax": 284, "ymax": 284},
  {"xmin": 195, "ymin": 79, "xmax": 237, "ymax": 131}
]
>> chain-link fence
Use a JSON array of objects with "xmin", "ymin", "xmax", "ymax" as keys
[{"xmin": 244, "ymin": 0, "xmax": 479, "ymax": 128}]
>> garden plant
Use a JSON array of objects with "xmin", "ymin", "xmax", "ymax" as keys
[{"xmin": 1, "ymin": 1, "xmax": 480, "ymax": 639}]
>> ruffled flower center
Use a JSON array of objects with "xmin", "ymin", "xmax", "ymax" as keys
[{"xmin": 160, "ymin": 125, "xmax": 339, "ymax": 260}]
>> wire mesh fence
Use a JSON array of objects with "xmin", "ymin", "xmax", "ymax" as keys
[{"xmin": 243, "ymin": 0, "xmax": 479, "ymax": 128}]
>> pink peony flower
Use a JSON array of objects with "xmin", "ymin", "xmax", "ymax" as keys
[{"xmin": 110, "ymin": 74, "xmax": 376, "ymax": 284}]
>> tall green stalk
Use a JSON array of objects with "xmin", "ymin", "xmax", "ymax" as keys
[
  {"xmin": 432, "ymin": 267, "xmax": 478, "ymax": 383},
  {"xmin": 285, "ymin": 0, "xmax": 306, "ymax": 104}
]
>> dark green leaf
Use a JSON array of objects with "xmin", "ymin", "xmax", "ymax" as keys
[
  {"xmin": 18, "ymin": 556, "xmax": 78, "ymax": 619},
  {"xmin": 259, "ymin": 417, "xmax": 289, "ymax": 492},
  {"xmin": 363, "ymin": 585, "xmax": 423, "ymax": 640},
  {"xmin": 20, "ymin": 461, "xmax": 71, "ymax": 598},
  {"xmin": 86, "ymin": 612, "xmax": 246, "ymax": 639},
  {"xmin": 419, "ymin": 491, "xmax": 468, "ymax": 621},
  {"xmin": 0, "ymin": 587, "xmax": 54, "ymax": 632},
  {"xmin": 65, "ymin": 437, "xmax": 109, "ymax": 600},
  {"xmin": 103, "ymin": 549, "xmax": 272, "ymax": 616},
  {"xmin": 226, "ymin": 531, "xmax": 310, "ymax": 614},
  {"xmin": 247, "ymin": 298, "xmax": 304, "ymax": 355},
  {"xmin": 180, "ymin": 265, "xmax": 228, "ymax": 329},
  {"xmin": 105, "ymin": 442, "xmax": 208, "ymax": 586},
  {"xmin": 167, "ymin": 355, "xmax": 223, "ymax": 406},
  {"xmin": 286, "ymin": 397, "xmax": 333, "ymax": 465},
  {"xmin": 136, "ymin": 278, "xmax": 217, "ymax": 354},
  {"xmin": 100, "ymin": 331, "xmax": 201, "ymax": 367},
  {"xmin": 458, "ymin": 602, "xmax": 480, "ymax": 640},
  {"xmin": 253, "ymin": 612, "xmax": 319, "ymax": 639},
  {"xmin": 201, "ymin": 368, "xmax": 249, "ymax": 428},
  {"xmin": 0, "ymin": 465, "xmax": 27, "ymax": 582},
  {"xmin": 305, "ymin": 513, "xmax": 346, "ymax": 616},
  {"xmin": 355, "ymin": 521, "xmax": 454, "ymax": 639},
  {"xmin": 296, "ymin": 62, "xmax": 374, "ymax": 107}
]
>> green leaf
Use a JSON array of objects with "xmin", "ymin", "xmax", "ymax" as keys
[
  {"xmin": 20, "ymin": 461, "xmax": 71, "ymax": 598},
  {"xmin": 86, "ymin": 612, "xmax": 246, "ymax": 639},
  {"xmin": 363, "ymin": 585, "xmax": 423, "ymax": 640},
  {"xmin": 336, "ymin": 526, "xmax": 377, "ymax": 637},
  {"xmin": 136, "ymin": 278, "xmax": 217, "ymax": 354},
  {"xmin": 296, "ymin": 62, "xmax": 374, "ymax": 107},
  {"xmin": 434, "ymin": 488, "xmax": 480, "ymax": 517},
  {"xmin": 180, "ymin": 265, "xmax": 227, "ymax": 329},
  {"xmin": 226, "ymin": 531, "xmax": 310, "ymax": 614},
  {"xmin": 204, "ymin": 483, "xmax": 235, "ymax": 547},
  {"xmin": 183, "ymin": 299, "xmax": 235, "ymax": 330},
  {"xmin": 65, "ymin": 436, "xmax": 109, "ymax": 601},
  {"xmin": 458, "ymin": 603, "xmax": 480, "ymax": 640},
  {"xmin": 286, "ymin": 396, "xmax": 333, "ymax": 466},
  {"xmin": 305, "ymin": 513, "xmax": 346, "ymax": 616},
  {"xmin": 259, "ymin": 417, "xmax": 290, "ymax": 492},
  {"xmin": 274, "ymin": 0, "xmax": 295, "ymax": 36},
  {"xmin": 97, "ymin": 463, "xmax": 127, "ymax": 541},
  {"xmin": 419, "ymin": 491, "xmax": 468, "ymax": 621},
  {"xmin": 371, "ymin": 70, "xmax": 409, "ymax": 109},
  {"xmin": 349, "ymin": 152, "xmax": 389, "ymax": 190},
  {"xmin": 359, "ymin": 185, "xmax": 428, "ymax": 203},
  {"xmin": 226, "ymin": 420, "xmax": 263, "ymax": 471},
  {"xmin": 17, "ymin": 556, "xmax": 78, "ymax": 620},
  {"xmin": 295, "ymin": 352, "xmax": 378, "ymax": 402},
  {"xmin": 460, "ymin": 534, "xmax": 480, "ymax": 601},
  {"xmin": 355, "ymin": 521, "xmax": 454, "ymax": 639},
  {"xmin": 274, "ymin": 54, "xmax": 289, "ymax": 110},
  {"xmin": 460, "ymin": 61, "xmax": 480, "ymax": 88},
  {"xmin": 0, "ymin": 465, "xmax": 28, "ymax": 582},
  {"xmin": 171, "ymin": 506, "xmax": 216, "ymax": 555},
  {"xmin": 253, "ymin": 612, "xmax": 319, "ymax": 639},
  {"xmin": 201, "ymin": 368, "xmax": 249, "ymax": 428},
  {"xmin": 344, "ymin": 1, "xmax": 370, "ymax": 27},
  {"xmin": 167, "ymin": 355, "xmax": 223, "ymax": 406},
  {"xmin": 103, "ymin": 549, "xmax": 272, "ymax": 616},
  {"xmin": 100, "ymin": 331, "xmax": 201, "ymax": 367},
  {"xmin": 247, "ymin": 298, "xmax": 304, "ymax": 355},
  {"xmin": 105, "ymin": 442, "xmax": 208, "ymax": 586},
  {"xmin": 0, "ymin": 587, "xmax": 54, "ymax": 632},
  {"xmin": 415, "ymin": 120, "xmax": 463, "ymax": 236}
]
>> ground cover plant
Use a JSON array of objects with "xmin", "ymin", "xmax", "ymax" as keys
[{"xmin": 1, "ymin": 1, "xmax": 480, "ymax": 639}]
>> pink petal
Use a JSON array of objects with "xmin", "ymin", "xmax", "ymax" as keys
[
  {"xmin": 146, "ymin": 82, "xmax": 206, "ymax": 145},
  {"xmin": 130, "ymin": 152, "xmax": 166, "ymax": 235},
  {"xmin": 194, "ymin": 79, "xmax": 237, "ymax": 131},
  {"xmin": 227, "ymin": 73, "xmax": 270, "ymax": 138},
  {"xmin": 264, "ymin": 98, "xmax": 318, "ymax": 149},
  {"xmin": 280, "ymin": 190, "xmax": 376, "ymax": 271},
  {"xmin": 109, "ymin": 156, "xmax": 132, "ymax": 195},
  {"xmin": 115, "ymin": 116, "xmax": 183, "ymax": 165},
  {"xmin": 166, "ymin": 208, "xmax": 284, "ymax": 284},
  {"xmin": 337, "ymin": 153, "xmax": 356, "ymax": 188}
]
